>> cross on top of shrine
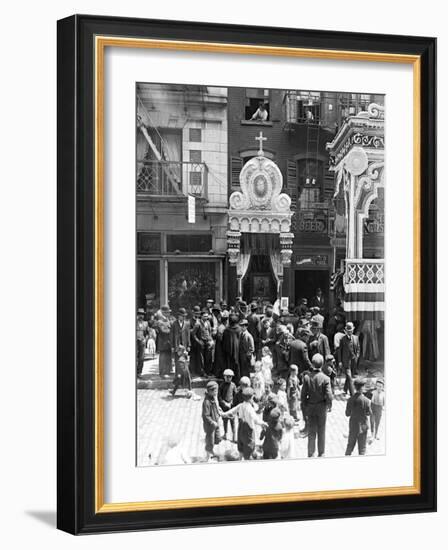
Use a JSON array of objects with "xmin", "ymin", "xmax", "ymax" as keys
[{"xmin": 255, "ymin": 131, "xmax": 267, "ymax": 155}]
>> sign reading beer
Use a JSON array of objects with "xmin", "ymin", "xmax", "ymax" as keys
[{"xmin": 297, "ymin": 210, "xmax": 327, "ymax": 233}]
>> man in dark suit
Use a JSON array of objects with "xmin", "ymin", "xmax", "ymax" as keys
[
  {"xmin": 170, "ymin": 307, "xmax": 190, "ymax": 355},
  {"xmin": 345, "ymin": 378, "xmax": 372, "ymax": 455},
  {"xmin": 309, "ymin": 317, "xmax": 331, "ymax": 359},
  {"xmin": 337, "ymin": 321, "xmax": 360, "ymax": 397},
  {"xmin": 246, "ymin": 302, "xmax": 262, "ymax": 360},
  {"xmin": 300, "ymin": 353, "xmax": 333, "ymax": 457},
  {"xmin": 288, "ymin": 328, "xmax": 312, "ymax": 376},
  {"xmin": 310, "ymin": 287, "xmax": 327, "ymax": 315},
  {"xmin": 191, "ymin": 309, "xmax": 214, "ymax": 376},
  {"xmin": 238, "ymin": 319, "xmax": 255, "ymax": 378}
]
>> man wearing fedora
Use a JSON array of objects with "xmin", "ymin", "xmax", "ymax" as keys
[
  {"xmin": 345, "ymin": 378, "xmax": 372, "ymax": 456},
  {"xmin": 337, "ymin": 321, "xmax": 360, "ymax": 397},
  {"xmin": 136, "ymin": 308, "xmax": 149, "ymax": 378},
  {"xmin": 300, "ymin": 353, "xmax": 333, "ymax": 457},
  {"xmin": 188, "ymin": 305, "xmax": 202, "ymax": 377},
  {"xmin": 247, "ymin": 302, "xmax": 262, "ymax": 360},
  {"xmin": 171, "ymin": 307, "xmax": 190, "ymax": 358},
  {"xmin": 238, "ymin": 319, "xmax": 255, "ymax": 378},
  {"xmin": 308, "ymin": 316, "xmax": 331, "ymax": 360},
  {"xmin": 289, "ymin": 327, "xmax": 312, "ymax": 376},
  {"xmin": 191, "ymin": 309, "xmax": 214, "ymax": 376},
  {"xmin": 155, "ymin": 305, "xmax": 173, "ymax": 377}
]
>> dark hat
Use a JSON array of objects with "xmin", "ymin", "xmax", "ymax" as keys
[
  {"xmin": 239, "ymin": 319, "xmax": 249, "ymax": 326},
  {"xmin": 177, "ymin": 307, "xmax": 187, "ymax": 316},
  {"xmin": 161, "ymin": 305, "xmax": 171, "ymax": 312},
  {"xmin": 220, "ymin": 301, "xmax": 228, "ymax": 308},
  {"xmin": 201, "ymin": 307, "xmax": 210, "ymax": 314},
  {"xmin": 250, "ymin": 302, "xmax": 258, "ymax": 311},
  {"xmin": 354, "ymin": 378, "xmax": 366, "ymax": 389},
  {"xmin": 212, "ymin": 304, "xmax": 221, "ymax": 312},
  {"xmin": 298, "ymin": 327, "xmax": 312, "ymax": 337},
  {"xmin": 137, "ymin": 308, "xmax": 145, "ymax": 315},
  {"xmin": 206, "ymin": 380, "xmax": 218, "ymax": 390}
]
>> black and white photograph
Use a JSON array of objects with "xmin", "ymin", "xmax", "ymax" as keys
[{"xmin": 136, "ymin": 83, "xmax": 385, "ymax": 466}]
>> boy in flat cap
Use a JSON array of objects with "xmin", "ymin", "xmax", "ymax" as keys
[
  {"xmin": 170, "ymin": 345, "xmax": 192, "ymax": 398},
  {"xmin": 222, "ymin": 387, "xmax": 267, "ymax": 460},
  {"xmin": 218, "ymin": 369, "xmax": 237, "ymax": 441},
  {"xmin": 345, "ymin": 378, "xmax": 372, "ymax": 456},
  {"xmin": 202, "ymin": 380, "xmax": 222, "ymax": 460}
]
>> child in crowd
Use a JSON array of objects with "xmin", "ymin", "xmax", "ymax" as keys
[
  {"xmin": 370, "ymin": 378, "xmax": 385, "ymax": 441},
  {"xmin": 323, "ymin": 354, "xmax": 337, "ymax": 393},
  {"xmin": 218, "ymin": 369, "xmax": 237, "ymax": 441},
  {"xmin": 147, "ymin": 323, "xmax": 157, "ymax": 359},
  {"xmin": 251, "ymin": 361, "xmax": 265, "ymax": 403},
  {"xmin": 170, "ymin": 345, "xmax": 192, "ymax": 397},
  {"xmin": 233, "ymin": 376, "xmax": 251, "ymax": 407},
  {"xmin": 222, "ymin": 387, "xmax": 267, "ymax": 460},
  {"xmin": 262, "ymin": 390, "xmax": 279, "ymax": 423},
  {"xmin": 261, "ymin": 345, "xmax": 273, "ymax": 385},
  {"xmin": 280, "ymin": 415, "xmax": 297, "ymax": 459},
  {"xmin": 260, "ymin": 407, "xmax": 283, "ymax": 459},
  {"xmin": 159, "ymin": 435, "xmax": 189, "ymax": 465},
  {"xmin": 275, "ymin": 377, "xmax": 288, "ymax": 414},
  {"xmin": 286, "ymin": 364, "xmax": 300, "ymax": 422},
  {"xmin": 201, "ymin": 380, "xmax": 221, "ymax": 461}
]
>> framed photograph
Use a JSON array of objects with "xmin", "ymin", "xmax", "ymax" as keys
[{"xmin": 57, "ymin": 15, "xmax": 436, "ymax": 534}]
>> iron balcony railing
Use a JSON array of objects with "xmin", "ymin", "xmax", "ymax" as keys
[
  {"xmin": 136, "ymin": 160, "xmax": 208, "ymax": 199},
  {"xmin": 344, "ymin": 259, "xmax": 385, "ymax": 286}
]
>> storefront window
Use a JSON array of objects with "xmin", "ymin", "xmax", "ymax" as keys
[
  {"xmin": 168, "ymin": 262, "xmax": 216, "ymax": 311},
  {"xmin": 137, "ymin": 260, "xmax": 160, "ymax": 310}
]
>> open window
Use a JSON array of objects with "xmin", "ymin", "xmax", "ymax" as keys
[
  {"xmin": 245, "ymin": 88, "xmax": 270, "ymax": 121},
  {"xmin": 296, "ymin": 91, "xmax": 321, "ymax": 123}
]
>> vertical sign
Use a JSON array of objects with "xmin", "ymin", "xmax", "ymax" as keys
[{"xmin": 187, "ymin": 194, "xmax": 196, "ymax": 224}]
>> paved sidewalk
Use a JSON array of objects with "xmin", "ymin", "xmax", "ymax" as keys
[{"xmin": 137, "ymin": 382, "xmax": 385, "ymax": 467}]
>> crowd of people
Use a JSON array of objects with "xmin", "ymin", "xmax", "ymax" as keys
[{"xmin": 137, "ymin": 293, "xmax": 386, "ymax": 463}]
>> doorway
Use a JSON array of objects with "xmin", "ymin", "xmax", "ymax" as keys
[{"xmin": 294, "ymin": 269, "xmax": 329, "ymax": 306}]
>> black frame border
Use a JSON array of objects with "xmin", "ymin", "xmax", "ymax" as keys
[{"xmin": 57, "ymin": 14, "xmax": 436, "ymax": 534}]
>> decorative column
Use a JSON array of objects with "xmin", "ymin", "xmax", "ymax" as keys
[{"xmin": 226, "ymin": 230, "xmax": 242, "ymax": 296}]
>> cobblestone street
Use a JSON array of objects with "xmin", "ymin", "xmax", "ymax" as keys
[{"xmin": 137, "ymin": 356, "xmax": 385, "ymax": 466}]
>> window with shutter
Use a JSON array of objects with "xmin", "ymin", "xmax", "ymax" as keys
[
  {"xmin": 287, "ymin": 159, "xmax": 297, "ymax": 190},
  {"xmin": 230, "ymin": 157, "xmax": 243, "ymax": 190}
]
